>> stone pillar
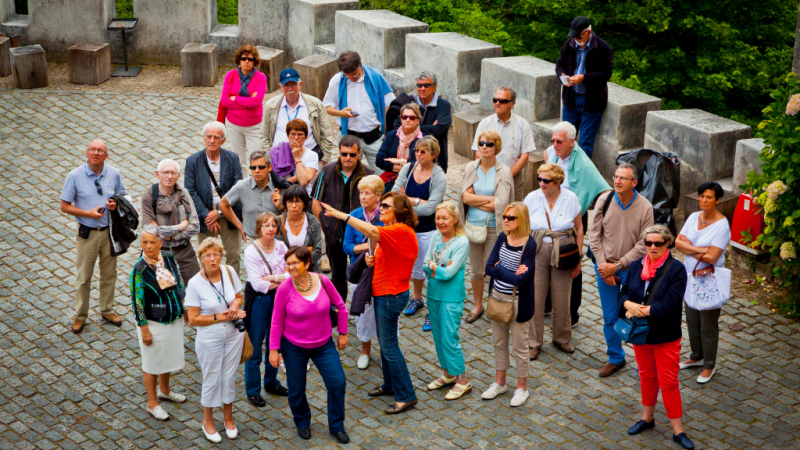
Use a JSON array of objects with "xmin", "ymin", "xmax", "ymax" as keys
[
  {"xmin": 794, "ymin": 4, "xmax": 800, "ymax": 75},
  {"xmin": 256, "ymin": 46, "xmax": 287, "ymax": 93},
  {"xmin": 240, "ymin": 0, "xmax": 288, "ymax": 59},
  {"xmin": 293, "ymin": 54, "xmax": 338, "ymax": 100},
  {"xmin": 25, "ymin": 0, "xmax": 114, "ymax": 60},
  {"xmin": 733, "ymin": 138, "xmax": 766, "ymax": 195},
  {"xmin": 478, "ymin": 56, "xmax": 561, "ymax": 124},
  {"xmin": 132, "ymin": 0, "xmax": 214, "ymax": 64},
  {"xmin": 0, "ymin": 36, "xmax": 10, "ymax": 77},
  {"xmin": 288, "ymin": 0, "xmax": 359, "ymax": 61},
  {"xmin": 452, "ymin": 107, "xmax": 491, "ymax": 159}
]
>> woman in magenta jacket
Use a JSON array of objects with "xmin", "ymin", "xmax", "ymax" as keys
[{"xmin": 220, "ymin": 45, "xmax": 267, "ymax": 177}]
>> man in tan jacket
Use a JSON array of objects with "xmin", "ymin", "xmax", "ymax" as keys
[{"xmin": 260, "ymin": 68, "xmax": 336, "ymax": 164}]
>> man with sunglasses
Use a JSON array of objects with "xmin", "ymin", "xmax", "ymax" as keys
[
  {"xmin": 219, "ymin": 150, "xmax": 283, "ymax": 241},
  {"xmin": 589, "ymin": 163, "xmax": 653, "ymax": 378},
  {"xmin": 393, "ymin": 72, "xmax": 453, "ymax": 173},
  {"xmin": 471, "ymin": 86, "xmax": 535, "ymax": 201},
  {"xmin": 311, "ymin": 135, "xmax": 374, "ymax": 301},
  {"xmin": 555, "ymin": 15, "xmax": 614, "ymax": 159},
  {"xmin": 60, "ymin": 139, "xmax": 128, "ymax": 334}
]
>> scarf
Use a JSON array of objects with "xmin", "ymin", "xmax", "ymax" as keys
[
  {"xmin": 337, "ymin": 64, "xmax": 393, "ymax": 135},
  {"xmin": 396, "ymin": 125, "xmax": 421, "ymax": 161},
  {"xmin": 641, "ymin": 250, "xmax": 669, "ymax": 281},
  {"xmin": 362, "ymin": 206, "xmax": 379, "ymax": 224},
  {"xmin": 237, "ymin": 67, "xmax": 254, "ymax": 98},
  {"xmin": 550, "ymin": 144, "xmax": 611, "ymax": 215},
  {"xmin": 144, "ymin": 253, "xmax": 177, "ymax": 290}
]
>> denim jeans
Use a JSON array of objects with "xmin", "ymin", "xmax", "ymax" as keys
[
  {"xmin": 281, "ymin": 337, "xmax": 347, "ymax": 433},
  {"xmin": 374, "ymin": 290, "xmax": 417, "ymax": 403},
  {"xmin": 562, "ymin": 94, "xmax": 604, "ymax": 158},
  {"xmin": 244, "ymin": 293, "xmax": 282, "ymax": 397},
  {"xmin": 595, "ymin": 262, "xmax": 628, "ymax": 365}
]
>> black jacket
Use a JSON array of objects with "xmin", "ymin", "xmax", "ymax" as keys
[
  {"xmin": 392, "ymin": 95, "xmax": 453, "ymax": 173},
  {"xmin": 311, "ymin": 159, "xmax": 373, "ymax": 244},
  {"xmin": 555, "ymin": 34, "xmax": 613, "ymax": 114},
  {"xmin": 376, "ymin": 129, "xmax": 420, "ymax": 174},
  {"xmin": 617, "ymin": 255, "xmax": 687, "ymax": 345},
  {"xmin": 184, "ymin": 148, "xmax": 243, "ymax": 233},
  {"xmin": 109, "ymin": 194, "xmax": 138, "ymax": 257},
  {"xmin": 485, "ymin": 233, "xmax": 537, "ymax": 323}
]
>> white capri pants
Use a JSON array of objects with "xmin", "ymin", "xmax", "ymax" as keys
[
  {"xmin": 412, "ymin": 230, "xmax": 435, "ymax": 280},
  {"xmin": 196, "ymin": 322, "xmax": 245, "ymax": 408},
  {"xmin": 225, "ymin": 119, "xmax": 262, "ymax": 178},
  {"xmin": 350, "ymin": 282, "xmax": 397, "ymax": 343}
]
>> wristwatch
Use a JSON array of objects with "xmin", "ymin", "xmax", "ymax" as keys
[
  {"xmin": 615, "ymin": 261, "xmax": 623, "ymax": 271},
  {"xmin": 415, "ymin": 198, "xmax": 420, "ymax": 207}
]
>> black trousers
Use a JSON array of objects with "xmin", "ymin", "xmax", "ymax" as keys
[
  {"xmin": 327, "ymin": 242, "xmax": 349, "ymax": 302},
  {"xmin": 545, "ymin": 212, "xmax": 588, "ymax": 323}
]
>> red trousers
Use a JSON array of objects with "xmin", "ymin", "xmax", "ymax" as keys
[{"xmin": 633, "ymin": 338, "xmax": 683, "ymax": 419}]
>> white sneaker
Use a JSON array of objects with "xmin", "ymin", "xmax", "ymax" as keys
[
  {"xmin": 225, "ymin": 425, "xmax": 238, "ymax": 439},
  {"xmin": 679, "ymin": 360, "xmax": 703, "ymax": 370},
  {"xmin": 147, "ymin": 404, "xmax": 170, "ymax": 421},
  {"xmin": 203, "ymin": 426, "xmax": 222, "ymax": 443},
  {"xmin": 481, "ymin": 383, "xmax": 508, "ymax": 400},
  {"xmin": 357, "ymin": 354, "xmax": 370, "ymax": 370},
  {"xmin": 510, "ymin": 388, "xmax": 529, "ymax": 407},
  {"xmin": 697, "ymin": 368, "xmax": 716, "ymax": 384},
  {"xmin": 157, "ymin": 390, "xmax": 186, "ymax": 403}
]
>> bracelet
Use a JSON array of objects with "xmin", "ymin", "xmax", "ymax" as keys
[
  {"xmin": 345, "ymin": 216, "xmax": 351, "ymax": 224},
  {"xmin": 213, "ymin": 314, "xmax": 217, "ymax": 323}
]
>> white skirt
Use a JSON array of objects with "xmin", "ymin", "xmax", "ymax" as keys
[{"xmin": 137, "ymin": 320, "xmax": 185, "ymax": 375}]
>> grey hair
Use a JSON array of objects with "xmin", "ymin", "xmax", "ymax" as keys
[
  {"xmin": 141, "ymin": 224, "xmax": 161, "ymax": 239},
  {"xmin": 618, "ymin": 163, "xmax": 639, "ymax": 180},
  {"xmin": 642, "ymin": 224, "xmax": 673, "ymax": 246},
  {"xmin": 552, "ymin": 121, "xmax": 577, "ymax": 140},
  {"xmin": 416, "ymin": 72, "xmax": 437, "ymax": 86},
  {"xmin": 497, "ymin": 85, "xmax": 517, "ymax": 102},
  {"xmin": 203, "ymin": 121, "xmax": 226, "ymax": 138},
  {"xmin": 249, "ymin": 150, "xmax": 272, "ymax": 165},
  {"xmin": 156, "ymin": 158, "xmax": 180, "ymax": 173}
]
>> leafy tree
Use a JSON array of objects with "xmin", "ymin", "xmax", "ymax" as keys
[{"xmin": 115, "ymin": 0, "xmax": 238, "ymax": 24}]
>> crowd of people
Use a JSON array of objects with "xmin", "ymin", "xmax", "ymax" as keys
[{"xmin": 56, "ymin": 17, "xmax": 737, "ymax": 449}]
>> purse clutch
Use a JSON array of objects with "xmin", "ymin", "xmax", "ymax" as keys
[{"xmin": 464, "ymin": 216, "xmax": 490, "ymax": 244}]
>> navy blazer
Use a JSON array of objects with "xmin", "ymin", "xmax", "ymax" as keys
[
  {"xmin": 617, "ymin": 255, "xmax": 687, "ymax": 345},
  {"xmin": 375, "ymin": 129, "xmax": 419, "ymax": 173},
  {"xmin": 184, "ymin": 148, "xmax": 243, "ymax": 233},
  {"xmin": 393, "ymin": 97, "xmax": 452, "ymax": 172},
  {"xmin": 485, "ymin": 232, "xmax": 537, "ymax": 323}
]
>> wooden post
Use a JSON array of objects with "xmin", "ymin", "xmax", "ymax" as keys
[
  {"xmin": 256, "ymin": 46, "xmax": 286, "ymax": 93},
  {"xmin": 11, "ymin": 45, "xmax": 48, "ymax": 89},
  {"xmin": 292, "ymin": 54, "xmax": 338, "ymax": 100},
  {"xmin": 180, "ymin": 43, "xmax": 219, "ymax": 87},
  {"xmin": 0, "ymin": 37, "xmax": 11, "ymax": 77},
  {"xmin": 452, "ymin": 108, "xmax": 491, "ymax": 159},
  {"xmin": 68, "ymin": 42, "xmax": 111, "ymax": 86},
  {"xmin": 10, "ymin": 35, "xmax": 21, "ymax": 48}
]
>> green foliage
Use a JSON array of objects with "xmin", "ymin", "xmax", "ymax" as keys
[
  {"xmin": 116, "ymin": 0, "xmax": 133, "ymax": 18},
  {"xmin": 743, "ymin": 73, "xmax": 800, "ymax": 317},
  {"xmin": 362, "ymin": 0, "xmax": 797, "ymax": 126},
  {"xmin": 115, "ymin": 0, "xmax": 238, "ymax": 24}
]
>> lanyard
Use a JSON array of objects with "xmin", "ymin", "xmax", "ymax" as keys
[
  {"xmin": 205, "ymin": 269, "xmax": 226, "ymax": 304},
  {"xmin": 284, "ymin": 105, "xmax": 300, "ymax": 122}
]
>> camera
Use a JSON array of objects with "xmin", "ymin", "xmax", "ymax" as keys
[{"xmin": 232, "ymin": 318, "xmax": 246, "ymax": 333}]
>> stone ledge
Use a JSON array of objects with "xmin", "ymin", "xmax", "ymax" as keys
[
  {"xmin": 335, "ymin": 10, "xmax": 428, "ymax": 73},
  {"xmin": 479, "ymin": 56, "xmax": 561, "ymax": 124},
  {"xmin": 733, "ymin": 138, "xmax": 766, "ymax": 195}
]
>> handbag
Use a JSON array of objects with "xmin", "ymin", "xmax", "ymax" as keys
[
  {"xmin": 464, "ymin": 216, "xmax": 491, "ymax": 244},
  {"xmin": 544, "ymin": 209, "xmax": 581, "ymax": 271},
  {"xmin": 614, "ymin": 259, "xmax": 674, "ymax": 345},
  {"xmin": 216, "ymin": 70, "xmax": 236, "ymax": 123},
  {"xmin": 218, "ymin": 266, "xmax": 254, "ymax": 364},
  {"xmin": 684, "ymin": 257, "xmax": 731, "ymax": 311},
  {"xmin": 485, "ymin": 239, "xmax": 528, "ymax": 323}
]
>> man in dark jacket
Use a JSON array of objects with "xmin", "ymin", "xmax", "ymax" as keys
[
  {"xmin": 393, "ymin": 72, "xmax": 453, "ymax": 172},
  {"xmin": 312, "ymin": 135, "xmax": 374, "ymax": 300},
  {"xmin": 184, "ymin": 121, "xmax": 244, "ymax": 273},
  {"xmin": 555, "ymin": 16, "xmax": 613, "ymax": 159}
]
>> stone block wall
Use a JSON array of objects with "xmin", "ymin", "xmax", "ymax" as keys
[
  {"xmin": 289, "ymin": 0, "xmax": 358, "ymax": 61},
  {"xmin": 131, "ymin": 0, "xmax": 215, "ymax": 65},
  {"xmin": 478, "ymin": 56, "xmax": 561, "ymax": 124},
  {"xmin": 335, "ymin": 10, "xmax": 427, "ymax": 74},
  {"xmin": 733, "ymin": 138, "xmax": 766, "ymax": 195},
  {"xmin": 25, "ymin": 0, "xmax": 115, "ymax": 60}
]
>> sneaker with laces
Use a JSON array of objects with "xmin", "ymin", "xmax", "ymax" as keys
[
  {"xmin": 422, "ymin": 314, "xmax": 431, "ymax": 331},
  {"xmin": 481, "ymin": 383, "xmax": 508, "ymax": 400},
  {"xmin": 510, "ymin": 388, "xmax": 529, "ymax": 407}
]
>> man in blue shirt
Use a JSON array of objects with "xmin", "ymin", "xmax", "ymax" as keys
[{"xmin": 60, "ymin": 139, "xmax": 128, "ymax": 334}]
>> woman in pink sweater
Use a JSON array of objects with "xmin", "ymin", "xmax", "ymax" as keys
[
  {"xmin": 219, "ymin": 45, "xmax": 267, "ymax": 177},
  {"xmin": 268, "ymin": 246, "xmax": 350, "ymax": 444}
]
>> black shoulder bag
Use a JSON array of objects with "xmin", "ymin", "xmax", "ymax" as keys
[{"xmin": 201, "ymin": 155, "xmax": 243, "ymax": 230}]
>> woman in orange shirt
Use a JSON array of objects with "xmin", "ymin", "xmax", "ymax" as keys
[{"xmin": 321, "ymin": 191, "xmax": 419, "ymax": 414}]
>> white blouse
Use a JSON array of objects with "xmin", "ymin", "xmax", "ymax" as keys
[
  {"xmin": 287, "ymin": 214, "xmax": 308, "ymax": 247},
  {"xmin": 679, "ymin": 212, "xmax": 731, "ymax": 271},
  {"xmin": 184, "ymin": 266, "xmax": 243, "ymax": 316},
  {"xmin": 524, "ymin": 188, "xmax": 582, "ymax": 243}
]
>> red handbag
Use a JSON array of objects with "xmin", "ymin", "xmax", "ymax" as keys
[{"xmin": 216, "ymin": 70, "xmax": 238, "ymax": 123}]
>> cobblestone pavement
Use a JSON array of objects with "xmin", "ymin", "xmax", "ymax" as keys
[{"xmin": 1, "ymin": 89, "xmax": 799, "ymax": 450}]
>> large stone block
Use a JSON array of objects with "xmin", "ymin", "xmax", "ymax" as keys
[
  {"xmin": 289, "ymin": 0, "xmax": 359, "ymax": 61},
  {"xmin": 592, "ymin": 83, "xmax": 661, "ymax": 181},
  {"xmin": 68, "ymin": 42, "xmax": 111, "ymax": 85},
  {"xmin": 334, "ymin": 10, "xmax": 427, "ymax": 73},
  {"xmin": 132, "ymin": 0, "xmax": 214, "ymax": 65},
  {"xmin": 643, "ymin": 109, "xmax": 751, "ymax": 195},
  {"xmin": 240, "ymin": 0, "xmax": 289, "ymax": 59},
  {"xmin": 11, "ymin": 44, "xmax": 48, "ymax": 89},
  {"xmin": 479, "ymin": 56, "xmax": 561, "ymax": 124},
  {"xmin": 256, "ymin": 46, "xmax": 287, "ymax": 93},
  {"xmin": 452, "ymin": 107, "xmax": 491, "ymax": 160},
  {"xmin": 293, "ymin": 54, "xmax": 338, "ymax": 100},
  {"xmin": 406, "ymin": 33, "xmax": 502, "ymax": 112},
  {"xmin": 180, "ymin": 43, "xmax": 218, "ymax": 87},
  {"xmin": 25, "ymin": 0, "xmax": 114, "ymax": 59},
  {"xmin": 208, "ymin": 24, "xmax": 241, "ymax": 67},
  {"xmin": 733, "ymin": 138, "xmax": 766, "ymax": 195},
  {"xmin": 0, "ymin": 36, "xmax": 10, "ymax": 77},
  {"xmin": 518, "ymin": 151, "xmax": 546, "ymax": 201},
  {"xmin": 532, "ymin": 118, "xmax": 560, "ymax": 155}
]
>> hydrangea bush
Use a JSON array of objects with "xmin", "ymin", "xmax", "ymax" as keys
[{"xmin": 744, "ymin": 73, "xmax": 800, "ymax": 316}]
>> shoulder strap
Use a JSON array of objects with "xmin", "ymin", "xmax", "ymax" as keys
[
  {"xmin": 151, "ymin": 184, "xmax": 159, "ymax": 215},
  {"xmin": 280, "ymin": 214, "xmax": 289, "ymax": 243},
  {"xmin": 511, "ymin": 237, "xmax": 529, "ymax": 301},
  {"xmin": 602, "ymin": 191, "xmax": 614, "ymax": 217},
  {"xmin": 201, "ymin": 155, "xmax": 224, "ymax": 198},
  {"xmin": 544, "ymin": 209, "xmax": 552, "ymax": 231},
  {"xmin": 252, "ymin": 243, "xmax": 273, "ymax": 275},
  {"xmin": 644, "ymin": 258, "xmax": 675, "ymax": 306}
]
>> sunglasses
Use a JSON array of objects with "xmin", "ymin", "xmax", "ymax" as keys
[
  {"xmin": 249, "ymin": 165, "xmax": 268, "ymax": 170},
  {"xmin": 492, "ymin": 98, "xmax": 512, "ymax": 104},
  {"xmin": 400, "ymin": 115, "xmax": 419, "ymax": 121},
  {"xmin": 550, "ymin": 138, "xmax": 569, "ymax": 145},
  {"xmin": 478, "ymin": 141, "xmax": 495, "ymax": 148},
  {"xmin": 379, "ymin": 202, "xmax": 393, "ymax": 210},
  {"xmin": 502, "ymin": 215, "xmax": 518, "ymax": 221},
  {"xmin": 240, "ymin": 57, "xmax": 256, "ymax": 62},
  {"xmin": 94, "ymin": 178, "xmax": 103, "ymax": 195},
  {"xmin": 644, "ymin": 240, "xmax": 667, "ymax": 248},
  {"xmin": 340, "ymin": 152, "xmax": 358, "ymax": 158},
  {"xmin": 416, "ymin": 83, "xmax": 433, "ymax": 88},
  {"xmin": 537, "ymin": 177, "xmax": 554, "ymax": 184}
]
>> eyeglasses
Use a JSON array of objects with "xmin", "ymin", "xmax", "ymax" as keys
[
  {"xmin": 340, "ymin": 152, "xmax": 358, "ymax": 158},
  {"xmin": 492, "ymin": 98, "xmax": 512, "ymax": 104},
  {"xmin": 550, "ymin": 138, "xmax": 570, "ymax": 145},
  {"xmin": 416, "ymin": 83, "xmax": 433, "ymax": 88},
  {"xmin": 343, "ymin": 70, "xmax": 361, "ymax": 80},
  {"xmin": 249, "ymin": 165, "xmax": 268, "ymax": 170},
  {"xmin": 644, "ymin": 240, "xmax": 667, "ymax": 248},
  {"xmin": 87, "ymin": 148, "xmax": 107, "ymax": 154},
  {"xmin": 478, "ymin": 141, "xmax": 495, "ymax": 148},
  {"xmin": 286, "ymin": 261, "xmax": 304, "ymax": 267},
  {"xmin": 202, "ymin": 253, "xmax": 222, "ymax": 259},
  {"xmin": 613, "ymin": 175, "xmax": 635, "ymax": 181},
  {"xmin": 379, "ymin": 202, "xmax": 394, "ymax": 210},
  {"xmin": 288, "ymin": 132, "xmax": 306, "ymax": 138},
  {"xmin": 240, "ymin": 57, "xmax": 255, "ymax": 62},
  {"xmin": 286, "ymin": 199, "xmax": 304, "ymax": 205},
  {"xmin": 400, "ymin": 115, "xmax": 419, "ymax": 121},
  {"xmin": 502, "ymin": 215, "xmax": 518, "ymax": 221},
  {"xmin": 537, "ymin": 177, "xmax": 554, "ymax": 184},
  {"xmin": 158, "ymin": 170, "xmax": 179, "ymax": 177}
]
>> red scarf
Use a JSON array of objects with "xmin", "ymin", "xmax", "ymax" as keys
[{"xmin": 641, "ymin": 250, "xmax": 669, "ymax": 281}]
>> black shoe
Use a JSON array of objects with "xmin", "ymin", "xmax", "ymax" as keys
[
  {"xmin": 673, "ymin": 433, "xmax": 695, "ymax": 449},
  {"xmin": 248, "ymin": 395, "xmax": 266, "ymax": 408},
  {"xmin": 367, "ymin": 386, "xmax": 394, "ymax": 397},
  {"xmin": 330, "ymin": 430, "xmax": 350, "ymax": 444},
  {"xmin": 627, "ymin": 419, "xmax": 655, "ymax": 435},
  {"xmin": 265, "ymin": 385, "xmax": 289, "ymax": 397},
  {"xmin": 297, "ymin": 427, "xmax": 311, "ymax": 440}
]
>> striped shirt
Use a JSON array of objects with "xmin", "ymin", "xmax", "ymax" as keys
[
  {"xmin": 494, "ymin": 242, "xmax": 523, "ymax": 295},
  {"xmin": 472, "ymin": 113, "xmax": 535, "ymax": 168}
]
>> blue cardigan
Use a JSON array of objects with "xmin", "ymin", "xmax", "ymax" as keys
[
  {"xmin": 485, "ymin": 232, "xmax": 537, "ymax": 323},
  {"xmin": 375, "ymin": 129, "xmax": 420, "ymax": 173},
  {"xmin": 617, "ymin": 255, "xmax": 688, "ymax": 345},
  {"xmin": 422, "ymin": 233, "xmax": 469, "ymax": 303},
  {"xmin": 338, "ymin": 64, "xmax": 393, "ymax": 135},
  {"xmin": 343, "ymin": 207, "xmax": 383, "ymax": 259}
]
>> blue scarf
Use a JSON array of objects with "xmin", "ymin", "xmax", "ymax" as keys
[
  {"xmin": 337, "ymin": 65, "xmax": 393, "ymax": 136},
  {"xmin": 550, "ymin": 144, "xmax": 611, "ymax": 215},
  {"xmin": 237, "ymin": 67, "xmax": 254, "ymax": 97}
]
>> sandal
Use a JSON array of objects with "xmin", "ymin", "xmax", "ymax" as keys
[
  {"xmin": 427, "ymin": 375, "xmax": 457, "ymax": 390},
  {"xmin": 404, "ymin": 298, "xmax": 425, "ymax": 315},
  {"xmin": 445, "ymin": 383, "xmax": 473, "ymax": 400},
  {"xmin": 465, "ymin": 307, "xmax": 485, "ymax": 324}
]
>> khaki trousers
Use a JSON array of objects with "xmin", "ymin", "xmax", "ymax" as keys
[
  {"xmin": 74, "ymin": 229, "xmax": 117, "ymax": 321},
  {"xmin": 490, "ymin": 292, "xmax": 531, "ymax": 378},
  {"xmin": 528, "ymin": 240, "xmax": 573, "ymax": 349},
  {"xmin": 468, "ymin": 227, "xmax": 498, "ymax": 280},
  {"xmin": 513, "ymin": 172, "xmax": 524, "ymax": 202},
  {"xmin": 198, "ymin": 217, "xmax": 241, "ymax": 274}
]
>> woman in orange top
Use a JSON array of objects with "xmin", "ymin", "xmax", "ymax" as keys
[{"xmin": 321, "ymin": 191, "xmax": 419, "ymax": 414}]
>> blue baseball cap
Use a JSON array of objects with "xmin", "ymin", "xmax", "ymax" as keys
[{"xmin": 280, "ymin": 68, "xmax": 301, "ymax": 85}]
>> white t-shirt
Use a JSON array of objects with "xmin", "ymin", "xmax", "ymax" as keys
[
  {"xmin": 184, "ymin": 266, "xmax": 243, "ymax": 316},
  {"xmin": 294, "ymin": 148, "xmax": 319, "ymax": 195},
  {"xmin": 524, "ymin": 188, "xmax": 581, "ymax": 243},
  {"xmin": 207, "ymin": 156, "xmax": 222, "ymax": 207},
  {"xmin": 545, "ymin": 146, "xmax": 571, "ymax": 191},
  {"xmin": 274, "ymin": 95, "xmax": 319, "ymax": 150},
  {"xmin": 679, "ymin": 212, "xmax": 731, "ymax": 271},
  {"xmin": 323, "ymin": 73, "xmax": 396, "ymax": 133},
  {"xmin": 287, "ymin": 214, "xmax": 309, "ymax": 247}
]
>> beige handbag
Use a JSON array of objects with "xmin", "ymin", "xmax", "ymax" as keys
[
  {"xmin": 464, "ymin": 216, "xmax": 491, "ymax": 244},
  {"xmin": 485, "ymin": 239, "xmax": 527, "ymax": 323}
]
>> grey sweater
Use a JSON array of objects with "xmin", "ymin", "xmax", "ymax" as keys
[{"xmin": 391, "ymin": 162, "xmax": 447, "ymax": 221}]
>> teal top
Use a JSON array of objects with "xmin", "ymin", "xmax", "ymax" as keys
[
  {"xmin": 549, "ymin": 143, "xmax": 611, "ymax": 215},
  {"xmin": 466, "ymin": 166, "xmax": 496, "ymax": 227},
  {"xmin": 422, "ymin": 233, "xmax": 469, "ymax": 303}
]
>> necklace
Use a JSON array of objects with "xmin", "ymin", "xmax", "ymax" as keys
[
  {"xmin": 257, "ymin": 239, "xmax": 275, "ymax": 252},
  {"xmin": 204, "ymin": 269, "xmax": 226, "ymax": 303},
  {"xmin": 700, "ymin": 212, "xmax": 713, "ymax": 226},
  {"xmin": 293, "ymin": 275, "xmax": 313, "ymax": 292}
]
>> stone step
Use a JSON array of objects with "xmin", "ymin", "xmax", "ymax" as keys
[
  {"xmin": 209, "ymin": 24, "xmax": 241, "ymax": 66},
  {"xmin": 457, "ymin": 92, "xmax": 480, "ymax": 106},
  {"xmin": 715, "ymin": 177, "xmax": 734, "ymax": 193},
  {"xmin": 1, "ymin": 15, "xmax": 28, "ymax": 47},
  {"xmin": 335, "ymin": 10, "xmax": 428, "ymax": 73},
  {"xmin": 532, "ymin": 118, "xmax": 560, "ymax": 154},
  {"xmin": 289, "ymin": 0, "xmax": 358, "ymax": 61},
  {"xmin": 453, "ymin": 107, "xmax": 492, "ymax": 159},
  {"xmin": 479, "ymin": 56, "xmax": 561, "ymax": 124},
  {"xmin": 384, "ymin": 67, "xmax": 406, "ymax": 94},
  {"xmin": 313, "ymin": 44, "xmax": 336, "ymax": 58}
]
